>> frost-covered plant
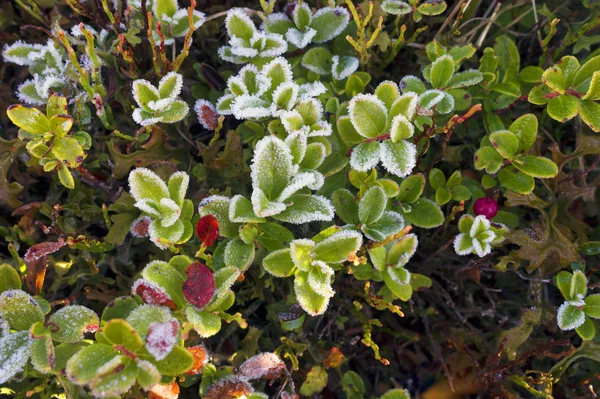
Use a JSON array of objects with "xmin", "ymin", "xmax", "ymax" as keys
[
  {"xmin": 454, "ymin": 214, "xmax": 507, "ymax": 258},
  {"xmin": 132, "ymin": 257, "xmax": 242, "ymax": 338},
  {"xmin": 128, "ymin": 168, "xmax": 194, "ymax": 249},
  {"xmin": 555, "ymin": 269, "xmax": 600, "ymax": 340},
  {"xmin": 264, "ymin": 3, "xmax": 349, "ymax": 49},
  {"xmin": 301, "ymin": 47, "xmax": 360, "ymax": 81},
  {"xmin": 382, "ymin": 0, "xmax": 448, "ymax": 22},
  {"xmin": 6, "ymin": 94, "xmax": 92, "ymax": 189},
  {"xmin": 281, "ymin": 97, "xmax": 332, "ymax": 137},
  {"xmin": 131, "ymin": 72, "xmax": 189, "ymax": 126},
  {"xmin": 218, "ymin": 8, "xmax": 287, "ymax": 64},
  {"xmin": 474, "ymin": 114, "xmax": 558, "ymax": 194},
  {"xmin": 342, "ymin": 82, "xmax": 418, "ymax": 177},
  {"xmin": 2, "ymin": 39, "xmax": 67, "ymax": 105},
  {"xmin": 263, "ymin": 230, "xmax": 363, "ymax": 315},
  {"xmin": 216, "ymin": 57, "xmax": 326, "ymax": 120},
  {"xmin": 528, "ymin": 55, "xmax": 600, "ymax": 132},
  {"xmin": 148, "ymin": 0, "xmax": 206, "ymax": 45}
]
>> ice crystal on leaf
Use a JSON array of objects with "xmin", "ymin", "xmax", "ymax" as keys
[
  {"xmin": 131, "ymin": 72, "xmax": 189, "ymax": 126},
  {"xmin": 239, "ymin": 352, "xmax": 286, "ymax": 380},
  {"xmin": 145, "ymin": 319, "xmax": 180, "ymax": 361},
  {"xmin": 453, "ymin": 215, "xmax": 503, "ymax": 257}
]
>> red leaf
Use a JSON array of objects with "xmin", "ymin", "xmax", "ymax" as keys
[
  {"xmin": 187, "ymin": 345, "xmax": 208, "ymax": 375},
  {"xmin": 24, "ymin": 238, "xmax": 66, "ymax": 294},
  {"xmin": 146, "ymin": 319, "xmax": 179, "ymax": 361},
  {"xmin": 183, "ymin": 263, "xmax": 215, "ymax": 308},
  {"xmin": 132, "ymin": 279, "xmax": 177, "ymax": 310},
  {"xmin": 194, "ymin": 99, "xmax": 219, "ymax": 131},
  {"xmin": 196, "ymin": 215, "xmax": 219, "ymax": 247},
  {"xmin": 130, "ymin": 216, "xmax": 151, "ymax": 238}
]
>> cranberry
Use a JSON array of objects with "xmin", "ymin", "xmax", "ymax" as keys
[{"xmin": 473, "ymin": 197, "xmax": 498, "ymax": 219}]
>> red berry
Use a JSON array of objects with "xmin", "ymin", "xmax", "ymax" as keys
[
  {"xmin": 473, "ymin": 197, "xmax": 498, "ymax": 219},
  {"xmin": 196, "ymin": 215, "xmax": 219, "ymax": 247},
  {"xmin": 183, "ymin": 263, "xmax": 215, "ymax": 308}
]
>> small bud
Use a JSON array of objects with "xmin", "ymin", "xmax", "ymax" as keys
[
  {"xmin": 183, "ymin": 263, "xmax": 215, "ymax": 308},
  {"xmin": 196, "ymin": 215, "xmax": 219, "ymax": 247},
  {"xmin": 473, "ymin": 197, "xmax": 498, "ymax": 219}
]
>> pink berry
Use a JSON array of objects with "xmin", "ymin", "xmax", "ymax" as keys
[{"xmin": 473, "ymin": 197, "xmax": 498, "ymax": 219}]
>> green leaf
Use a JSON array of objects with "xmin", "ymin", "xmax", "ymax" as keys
[
  {"xmin": 474, "ymin": 146, "xmax": 504, "ymax": 173},
  {"xmin": 53, "ymin": 137, "xmax": 84, "ymax": 166},
  {"xmin": 273, "ymin": 194, "xmax": 334, "ymax": 224},
  {"xmin": 349, "ymin": 94, "xmax": 388, "ymax": 139},
  {"xmin": 359, "ymin": 186, "xmax": 387, "ymax": 225},
  {"xmin": 151, "ymin": 345, "xmax": 194, "ymax": 376},
  {"xmin": 49, "ymin": 305, "xmax": 99, "ymax": 343},
  {"xmin": 337, "ymin": 116, "xmax": 365, "ymax": 146},
  {"xmin": 401, "ymin": 198, "xmax": 443, "ymax": 228},
  {"xmin": 252, "ymin": 136, "xmax": 293, "ymax": 200},
  {"xmin": 46, "ymin": 94, "xmax": 69, "ymax": 118},
  {"xmin": 574, "ymin": 55, "xmax": 600, "ymax": 94},
  {"xmin": 6, "ymin": 105, "xmax": 50, "ymax": 135},
  {"xmin": 132, "ymin": 80, "xmax": 160, "ymax": 112},
  {"xmin": 576, "ymin": 317, "xmax": 595, "ymax": 341},
  {"xmin": 498, "ymin": 166, "xmax": 535, "ymax": 194},
  {"xmin": 158, "ymin": 71, "xmax": 183, "ymax": 99},
  {"xmin": 154, "ymin": 0, "xmax": 177, "ymax": 18},
  {"xmin": 379, "ymin": 389, "xmax": 411, "ymax": 399},
  {"xmin": 0, "ymin": 331, "xmax": 32, "ymax": 384},
  {"xmin": 30, "ymin": 323, "xmax": 54, "ymax": 373},
  {"xmin": 362, "ymin": 211, "xmax": 405, "ymax": 241},
  {"xmin": 542, "ymin": 66, "xmax": 567, "ymax": 94},
  {"xmin": 446, "ymin": 69, "xmax": 483, "ymax": 89},
  {"xmin": 301, "ymin": 47, "xmax": 333, "ymax": 75},
  {"xmin": 417, "ymin": 1, "xmax": 447, "ymax": 15},
  {"xmin": 489, "ymin": 130, "xmax": 519, "ymax": 160},
  {"xmin": 428, "ymin": 168, "xmax": 446, "ymax": 190},
  {"xmin": 295, "ymin": 271, "xmax": 329, "ymax": 316},
  {"xmin": 508, "ymin": 113, "xmax": 538, "ymax": 153},
  {"xmin": 310, "ymin": 6, "xmax": 349, "ymax": 43},
  {"xmin": 311, "ymin": 230, "xmax": 362, "ymax": 264},
  {"xmin": 343, "ymin": 370, "xmax": 366, "ymax": 399},
  {"xmin": 383, "ymin": 268, "xmax": 413, "ymax": 301},
  {"xmin": 557, "ymin": 303, "xmax": 585, "ymax": 330},
  {"xmin": 435, "ymin": 187, "xmax": 451, "ymax": 205},
  {"xmin": 157, "ymin": 100, "xmax": 189, "ymax": 123},
  {"xmin": 167, "ymin": 171, "xmax": 189, "ymax": 207},
  {"xmin": 126, "ymin": 305, "xmax": 172, "ymax": 339},
  {"xmin": 350, "ymin": 141, "xmax": 381, "ymax": 172},
  {"xmin": 513, "ymin": 156, "xmax": 558, "ymax": 178},
  {"xmin": 381, "ymin": 0, "xmax": 412, "ymax": 15},
  {"xmin": 397, "ymin": 174, "xmax": 424, "ymax": 203},
  {"xmin": 301, "ymin": 143, "xmax": 326, "ymax": 170},
  {"xmin": 332, "ymin": 189, "xmax": 359, "ymax": 224},
  {"xmin": 429, "ymin": 55, "xmax": 454, "ymax": 88},
  {"xmin": 583, "ymin": 295, "xmax": 600, "ymax": 319},
  {"xmin": 547, "ymin": 95, "xmax": 579, "ymax": 123},
  {"xmin": 390, "ymin": 115, "xmax": 414, "ymax": 142},
  {"xmin": 554, "ymin": 271, "xmax": 573, "ymax": 300},
  {"xmin": 89, "ymin": 357, "xmax": 137, "ymax": 397},
  {"xmin": 375, "ymin": 81, "xmax": 400, "ymax": 109},
  {"xmin": 103, "ymin": 319, "xmax": 144, "ymax": 352},
  {"xmin": 256, "ymin": 222, "xmax": 295, "ymax": 251},
  {"xmin": 582, "ymin": 71, "xmax": 600, "ymax": 100},
  {"xmin": 380, "ymin": 140, "xmax": 417, "ymax": 178},
  {"xmin": 226, "ymin": 8, "xmax": 256, "ymax": 41},
  {"xmin": 263, "ymin": 248, "xmax": 296, "ymax": 277},
  {"xmin": 229, "ymin": 195, "xmax": 266, "ymax": 223},
  {"xmin": 570, "ymin": 270, "xmax": 588, "ymax": 299},
  {"xmin": 66, "ymin": 344, "xmax": 120, "ymax": 384},
  {"xmin": 186, "ymin": 307, "xmax": 222, "ymax": 338},
  {"xmin": 519, "ymin": 66, "xmax": 543, "ymax": 83},
  {"xmin": 0, "ymin": 289, "xmax": 44, "ymax": 331},
  {"xmin": 129, "ymin": 168, "xmax": 169, "ymax": 204},
  {"xmin": 224, "ymin": 239, "xmax": 255, "ymax": 271},
  {"xmin": 0, "ymin": 264, "xmax": 21, "ymax": 293},
  {"xmin": 135, "ymin": 360, "xmax": 161, "ymax": 390},
  {"xmin": 579, "ymin": 100, "xmax": 600, "ymax": 133},
  {"xmin": 494, "ymin": 35, "xmax": 520, "ymax": 73},
  {"xmin": 199, "ymin": 196, "xmax": 241, "ymax": 238}
]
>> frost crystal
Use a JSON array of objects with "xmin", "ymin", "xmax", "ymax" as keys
[
  {"xmin": 308, "ymin": 261, "xmax": 335, "ymax": 298},
  {"xmin": 0, "ymin": 331, "xmax": 32, "ymax": 384},
  {"xmin": 332, "ymin": 55, "xmax": 359, "ymax": 81},
  {"xmin": 145, "ymin": 319, "xmax": 179, "ymax": 361}
]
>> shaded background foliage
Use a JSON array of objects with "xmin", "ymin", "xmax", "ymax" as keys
[{"xmin": 0, "ymin": 0, "xmax": 599, "ymax": 398}]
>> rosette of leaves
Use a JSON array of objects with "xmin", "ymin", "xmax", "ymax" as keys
[
  {"xmin": 0, "ymin": 287, "xmax": 100, "ymax": 385},
  {"xmin": 454, "ymin": 215, "xmax": 507, "ymax": 258},
  {"xmin": 2, "ymin": 39, "xmax": 67, "ymax": 105},
  {"xmin": 332, "ymin": 185, "xmax": 405, "ymax": 241},
  {"xmin": 6, "ymin": 94, "xmax": 92, "ymax": 189},
  {"xmin": 128, "ymin": 168, "xmax": 194, "ymax": 249},
  {"xmin": 342, "ymin": 82, "xmax": 418, "ymax": 177},
  {"xmin": 281, "ymin": 97, "xmax": 333, "ymax": 138},
  {"xmin": 367, "ymin": 234, "xmax": 431, "ymax": 301},
  {"xmin": 428, "ymin": 168, "xmax": 471, "ymax": 206},
  {"xmin": 301, "ymin": 47, "xmax": 360, "ymax": 81},
  {"xmin": 149, "ymin": 0, "xmax": 205, "ymax": 45},
  {"xmin": 473, "ymin": 114, "xmax": 559, "ymax": 194},
  {"xmin": 263, "ymin": 230, "xmax": 363, "ymax": 315},
  {"xmin": 382, "ymin": 0, "xmax": 448, "ymax": 22},
  {"xmin": 555, "ymin": 269, "xmax": 600, "ymax": 340},
  {"xmin": 264, "ymin": 3, "xmax": 349, "ymax": 49},
  {"xmin": 528, "ymin": 55, "xmax": 600, "ymax": 132},
  {"xmin": 217, "ymin": 57, "xmax": 326, "ymax": 120},
  {"xmin": 131, "ymin": 256, "xmax": 242, "ymax": 338},
  {"xmin": 131, "ymin": 72, "xmax": 189, "ymax": 126},
  {"xmin": 218, "ymin": 8, "xmax": 287, "ymax": 64},
  {"xmin": 399, "ymin": 42, "xmax": 483, "ymax": 119},
  {"xmin": 66, "ymin": 303, "xmax": 196, "ymax": 397}
]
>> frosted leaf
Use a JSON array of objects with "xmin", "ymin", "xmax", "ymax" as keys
[
  {"xmin": 332, "ymin": 55, "xmax": 359, "ymax": 81},
  {"xmin": 167, "ymin": 171, "xmax": 189, "ymax": 206},
  {"xmin": 251, "ymin": 136, "xmax": 294, "ymax": 200},
  {"xmin": 277, "ymin": 172, "xmax": 319, "ymax": 202},
  {"xmin": 472, "ymin": 239, "xmax": 492, "ymax": 257},
  {"xmin": 390, "ymin": 114, "xmax": 414, "ymax": 142},
  {"xmin": 128, "ymin": 167, "xmax": 169, "ymax": 203},
  {"xmin": 132, "ymin": 109, "xmax": 163, "ymax": 126},
  {"xmin": 239, "ymin": 352, "xmax": 286, "ymax": 380},
  {"xmin": 71, "ymin": 23, "xmax": 97, "ymax": 37},
  {"xmin": 0, "ymin": 331, "xmax": 32, "ymax": 384},
  {"xmin": 130, "ymin": 216, "xmax": 151, "ymax": 238},
  {"xmin": 158, "ymin": 198, "xmax": 181, "ymax": 227},
  {"xmin": 293, "ymin": 2, "xmax": 312, "ymax": 29},
  {"xmin": 291, "ymin": 239, "xmax": 316, "ymax": 271},
  {"xmin": 388, "ymin": 265, "xmax": 411, "ymax": 286},
  {"xmin": 391, "ymin": 233, "xmax": 419, "ymax": 265},
  {"xmin": 470, "ymin": 215, "xmax": 491, "ymax": 237},
  {"xmin": 298, "ymin": 81, "xmax": 327, "ymax": 99},
  {"xmin": 379, "ymin": 140, "xmax": 417, "ymax": 177},
  {"xmin": 231, "ymin": 95, "xmax": 274, "ymax": 120},
  {"xmin": 399, "ymin": 75, "xmax": 426, "ymax": 94},
  {"xmin": 557, "ymin": 302, "xmax": 586, "ymax": 330},
  {"xmin": 281, "ymin": 110, "xmax": 305, "ymax": 133},
  {"xmin": 284, "ymin": 132, "xmax": 308, "ymax": 164},
  {"xmin": 349, "ymin": 94, "xmax": 389, "ymax": 138},
  {"xmin": 134, "ymin": 198, "xmax": 161, "ymax": 217},
  {"xmin": 136, "ymin": 359, "xmax": 161, "ymax": 390},
  {"xmin": 145, "ymin": 318, "xmax": 179, "ymax": 361},
  {"xmin": 310, "ymin": 230, "xmax": 363, "ymax": 264},
  {"xmin": 216, "ymin": 94, "xmax": 235, "ymax": 115},
  {"xmin": 262, "ymin": 57, "xmax": 294, "ymax": 87},
  {"xmin": 126, "ymin": 304, "xmax": 172, "ymax": 339},
  {"xmin": 218, "ymin": 46, "xmax": 247, "ymax": 63},
  {"xmin": 0, "ymin": 319, "xmax": 8, "ymax": 336},
  {"xmin": 252, "ymin": 188, "xmax": 286, "ymax": 217},
  {"xmin": 261, "ymin": 33, "xmax": 288, "ymax": 58},
  {"xmin": 307, "ymin": 121, "xmax": 332, "ymax": 137},
  {"xmin": 229, "ymin": 65, "xmax": 257, "ymax": 95},
  {"xmin": 36, "ymin": 75, "xmax": 65, "ymax": 100},
  {"xmin": 311, "ymin": 7, "xmax": 350, "ymax": 43},
  {"xmin": 148, "ymin": 219, "xmax": 184, "ymax": 248},
  {"xmin": 418, "ymin": 89, "xmax": 445, "ymax": 111},
  {"xmin": 48, "ymin": 305, "xmax": 99, "ymax": 343},
  {"xmin": 0, "ymin": 289, "xmax": 44, "ymax": 331},
  {"xmin": 453, "ymin": 233, "xmax": 473, "ymax": 256},
  {"xmin": 225, "ymin": 8, "xmax": 256, "ymax": 41},
  {"xmin": 286, "ymin": 28, "xmax": 317, "ymax": 49},
  {"xmin": 390, "ymin": 93, "xmax": 419, "ymax": 121},
  {"xmin": 264, "ymin": 13, "xmax": 292, "ymax": 33},
  {"xmin": 132, "ymin": 79, "xmax": 160, "ymax": 110},
  {"xmin": 148, "ymin": 96, "xmax": 176, "ymax": 112},
  {"xmin": 16, "ymin": 80, "xmax": 45, "ymax": 106},
  {"xmin": 2, "ymin": 41, "xmax": 44, "ymax": 66},
  {"xmin": 229, "ymin": 195, "xmax": 266, "ymax": 223},
  {"xmin": 132, "ymin": 279, "xmax": 177, "ymax": 309},
  {"xmin": 303, "ymin": 170, "xmax": 325, "ymax": 190},
  {"xmin": 194, "ymin": 99, "xmax": 219, "ymax": 130},
  {"xmin": 308, "ymin": 261, "xmax": 335, "ymax": 298},
  {"xmin": 204, "ymin": 376, "xmax": 254, "ymax": 399},
  {"xmin": 294, "ymin": 271, "xmax": 330, "ymax": 316},
  {"xmin": 350, "ymin": 141, "xmax": 381, "ymax": 172},
  {"xmin": 273, "ymin": 194, "xmax": 335, "ymax": 224},
  {"xmin": 273, "ymin": 81, "xmax": 299, "ymax": 111}
]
